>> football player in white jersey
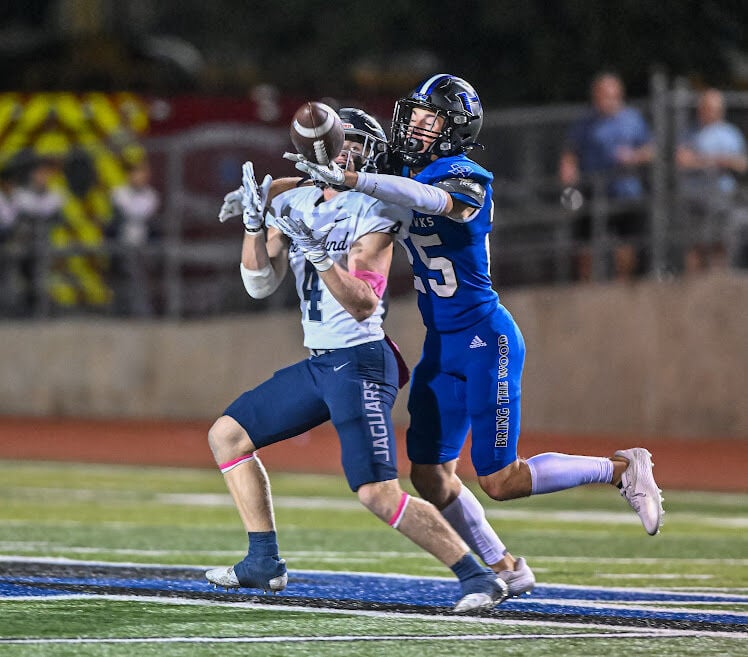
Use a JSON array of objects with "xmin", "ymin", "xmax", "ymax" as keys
[{"xmin": 205, "ymin": 108, "xmax": 508, "ymax": 613}]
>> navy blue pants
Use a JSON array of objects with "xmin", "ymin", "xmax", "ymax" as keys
[{"xmin": 224, "ymin": 339, "xmax": 400, "ymax": 491}]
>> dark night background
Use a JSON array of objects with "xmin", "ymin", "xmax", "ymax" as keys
[{"xmin": 1, "ymin": 1, "xmax": 747, "ymax": 104}]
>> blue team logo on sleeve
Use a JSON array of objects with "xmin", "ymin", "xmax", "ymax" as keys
[{"xmin": 448, "ymin": 162, "xmax": 474, "ymax": 177}]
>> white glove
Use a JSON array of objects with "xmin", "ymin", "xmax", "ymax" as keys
[
  {"xmin": 241, "ymin": 161, "xmax": 273, "ymax": 233},
  {"xmin": 283, "ymin": 152, "xmax": 346, "ymax": 186},
  {"xmin": 273, "ymin": 214, "xmax": 335, "ymax": 271},
  {"xmin": 218, "ymin": 188, "xmax": 243, "ymax": 223}
]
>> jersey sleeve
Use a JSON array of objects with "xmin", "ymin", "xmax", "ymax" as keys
[
  {"xmin": 266, "ymin": 187, "xmax": 312, "ymax": 230},
  {"xmin": 350, "ymin": 197, "xmax": 409, "ymax": 244}
]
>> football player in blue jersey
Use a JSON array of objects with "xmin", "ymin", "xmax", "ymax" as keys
[
  {"xmin": 205, "ymin": 107, "xmax": 508, "ymax": 613},
  {"xmin": 289, "ymin": 76, "xmax": 665, "ymax": 596}
]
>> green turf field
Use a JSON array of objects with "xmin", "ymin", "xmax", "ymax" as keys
[{"xmin": 1, "ymin": 460, "xmax": 746, "ymax": 656}]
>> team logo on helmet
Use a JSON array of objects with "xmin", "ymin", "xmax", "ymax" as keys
[{"xmin": 455, "ymin": 91, "xmax": 481, "ymax": 114}]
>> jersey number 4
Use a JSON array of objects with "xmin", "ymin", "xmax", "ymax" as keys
[
  {"xmin": 405, "ymin": 233, "xmax": 457, "ymax": 298},
  {"xmin": 303, "ymin": 261, "xmax": 323, "ymax": 321}
]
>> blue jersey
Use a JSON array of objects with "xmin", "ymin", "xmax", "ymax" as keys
[{"xmin": 401, "ymin": 155, "xmax": 499, "ymax": 332}]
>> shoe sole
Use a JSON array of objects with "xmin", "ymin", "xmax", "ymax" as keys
[
  {"xmin": 617, "ymin": 448, "xmax": 665, "ymax": 535},
  {"xmin": 635, "ymin": 449, "xmax": 665, "ymax": 535},
  {"xmin": 452, "ymin": 578, "xmax": 509, "ymax": 613},
  {"xmin": 451, "ymin": 593, "xmax": 504, "ymax": 614}
]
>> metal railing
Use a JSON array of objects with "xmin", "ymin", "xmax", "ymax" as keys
[{"xmin": 2, "ymin": 73, "xmax": 748, "ymax": 319}]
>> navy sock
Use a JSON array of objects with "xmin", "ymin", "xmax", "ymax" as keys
[
  {"xmin": 247, "ymin": 531, "xmax": 280, "ymax": 558},
  {"xmin": 234, "ymin": 532, "xmax": 285, "ymax": 588},
  {"xmin": 450, "ymin": 553, "xmax": 487, "ymax": 583}
]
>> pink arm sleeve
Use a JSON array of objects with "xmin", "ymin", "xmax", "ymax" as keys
[{"xmin": 351, "ymin": 269, "xmax": 387, "ymax": 298}]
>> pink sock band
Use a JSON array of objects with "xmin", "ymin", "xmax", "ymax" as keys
[
  {"xmin": 351, "ymin": 269, "xmax": 387, "ymax": 298},
  {"xmin": 388, "ymin": 492, "xmax": 410, "ymax": 529},
  {"xmin": 219, "ymin": 454, "xmax": 255, "ymax": 474}
]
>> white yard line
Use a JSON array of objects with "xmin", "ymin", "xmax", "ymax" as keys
[
  {"xmin": 1, "ymin": 594, "xmax": 746, "ymax": 642},
  {"xmin": 6, "ymin": 488, "xmax": 746, "ymax": 528},
  {"xmin": 3, "ymin": 544, "xmax": 748, "ymax": 571},
  {"xmin": 0, "ymin": 631, "xmax": 735, "ymax": 645}
]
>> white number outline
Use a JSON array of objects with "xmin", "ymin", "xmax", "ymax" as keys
[{"xmin": 407, "ymin": 233, "xmax": 457, "ymax": 298}]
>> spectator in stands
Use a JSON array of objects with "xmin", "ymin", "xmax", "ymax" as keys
[
  {"xmin": 0, "ymin": 163, "xmax": 21, "ymax": 315},
  {"xmin": 559, "ymin": 72, "xmax": 654, "ymax": 281},
  {"xmin": 13, "ymin": 153, "xmax": 64, "ymax": 222},
  {"xmin": 0, "ymin": 162, "xmax": 19, "ymax": 239},
  {"xmin": 107, "ymin": 157, "xmax": 160, "ymax": 317},
  {"xmin": 0, "ymin": 151, "xmax": 64, "ymax": 315},
  {"xmin": 11, "ymin": 152, "xmax": 64, "ymax": 314},
  {"xmin": 675, "ymin": 88, "xmax": 747, "ymax": 273}
]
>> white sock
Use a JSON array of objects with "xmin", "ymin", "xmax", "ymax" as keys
[
  {"xmin": 527, "ymin": 452, "xmax": 614, "ymax": 495},
  {"xmin": 441, "ymin": 485, "xmax": 506, "ymax": 567}
]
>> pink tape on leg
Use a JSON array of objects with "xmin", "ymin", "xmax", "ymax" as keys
[
  {"xmin": 388, "ymin": 492, "xmax": 410, "ymax": 529},
  {"xmin": 351, "ymin": 269, "xmax": 387, "ymax": 298},
  {"xmin": 219, "ymin": 453, "xmax": 255, "ymax": 474}
]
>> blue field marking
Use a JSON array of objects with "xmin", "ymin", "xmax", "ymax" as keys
[{"xmin": 1, "ymin": 561, "xmax": 747, "ymax": 630}]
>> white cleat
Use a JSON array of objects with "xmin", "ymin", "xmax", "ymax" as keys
[
  {"xmin": 204, "ymin": 565, "xmax": 288, "ymax": 593},
  {"xmin": 616, "ymin": 447, "xmax": 664, "ymax": 535},
  {"xmin": 497, "ymin": 557, "xmax": 535, "ymax": 597},
  {"xmin": 206, "ymin": 566, "xmax": 240, "ymax": 589},
  {"xmin": 452, "ymin": 577, "xmax": 508, "ymax": 614}
]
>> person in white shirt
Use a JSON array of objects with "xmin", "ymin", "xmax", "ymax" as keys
[{"xmin": 108, "ymin": 158, "xmax": 160, "ymax": 316}]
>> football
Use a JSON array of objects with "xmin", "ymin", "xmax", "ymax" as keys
[{"xmin": 290, "ymin": 101, "xmax": 345, "ymax": 165}]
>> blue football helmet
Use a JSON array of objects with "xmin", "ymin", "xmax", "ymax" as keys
[{"xmin": 390, "ymin": 74, "xmax": 483, "ymax": 168}]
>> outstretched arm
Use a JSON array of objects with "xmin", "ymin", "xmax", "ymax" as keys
[{"xmin": 285, "ymin": 154, "xmax": 478, "ymax": 221}]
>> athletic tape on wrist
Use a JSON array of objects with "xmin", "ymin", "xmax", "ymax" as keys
[
  {"xmin": 388, "ymin": 492, "xmax": 410, "ymax": 529},
  {"xmin": 219, "ymin": 454, "xmax": 255, "ymax": 474},
  {"xmin": 312, "ymin": 256, "xmax": 334, "ymax": 271}
]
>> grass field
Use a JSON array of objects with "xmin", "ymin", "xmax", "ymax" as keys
[{"xmin": 1, "ymin": 460, "xmax": 746, "ymax": 656}]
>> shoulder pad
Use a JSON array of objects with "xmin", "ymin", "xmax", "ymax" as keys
[{"xmin": 434, "ymin": 177, "xmax": 486, "ymax": 208}]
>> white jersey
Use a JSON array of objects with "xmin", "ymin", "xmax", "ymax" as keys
[{"xmin": 267, "ymin": 186, "xmax": 408, "ymax": 350}]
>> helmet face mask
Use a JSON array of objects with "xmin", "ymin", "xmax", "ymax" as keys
[{"xmin": 390, "ymin": 74, "xmax": 483, "ymax": 168}]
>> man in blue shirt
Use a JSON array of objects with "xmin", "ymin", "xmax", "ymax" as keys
[
  {"xmin": 559, "ymin": 72, "xmax": 654, "ymax": 280},
  {"xmin": 676, "ymin": 88, "xmax": 747, "ymax": 272}
]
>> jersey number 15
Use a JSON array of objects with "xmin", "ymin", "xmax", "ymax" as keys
[{"xmin": 405, "ymin": 233, "xmax": 457, "ymax": 298}]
